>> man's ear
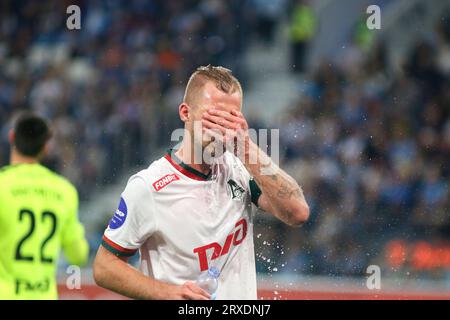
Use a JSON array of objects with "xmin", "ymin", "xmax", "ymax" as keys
[
  {"xmin": 38, "ymin": 142, "xmax": 50, "ymax": 160},
  {"xmin": 179, "ymin": 103, "xmax": 190, "ymax": 123},
  {"xmin": 8, "ymin": 129, "xmax": 14, "ymax": 145}
]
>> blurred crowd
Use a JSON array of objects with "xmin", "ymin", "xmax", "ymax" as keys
[
  {"xmin": 255, "ymin": 15, "xmax": 450, "ymax": 278},
  {"xmin": 1, "ymin": 0, "xmax": 448, "ymax": 279},
  {"xmin": 0, "ymin": 0, "xmax": 268, "ymax": 199}
]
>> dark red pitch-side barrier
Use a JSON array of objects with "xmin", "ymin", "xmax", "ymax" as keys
[{"xmin": 58, "ymin": 284, "xmax": 450, "ymax": 300}]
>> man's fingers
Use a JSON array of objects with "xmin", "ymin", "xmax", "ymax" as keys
[
  {"xmin": 202, "ymin": 119, "xmax": 227, "ymax": 134},
  {"xmin": 184, "ymin": 282, "xmax": 211, "ymax": 300},
  {"xmin": 186, "ymin": 282, "xmax": 211, "ymax": 298},
  {"xmin": 203, "ymin": 119, "xmax": 240, "ymax": 138},
  {"xmin": 231, "ymin": 109, "xmax": 244, "ymax": 118},
  {"xmin": 183, "ymin": 292, "xmax": 210, "ymax": 300},
  {"xmin": 203, "ymin": 112, "xmax": 239, "ymax": 130},
  {"xmin": 206, "ymin": 109, "xmax": 247, "ymax": 127},
  {"xmin": 209, "ymin": 109, "xmax": 241, "ymax": 121},
  {"xmin": 203, "ymin": 127, "xmax": 237, "ymax": 146},
  {"xmin": 204, "ymin": 129, "xmax": 233, "ymax": 149},
  {"xmin": 204, "ymin": 128, "xmax": 225, "ymax": 140}
]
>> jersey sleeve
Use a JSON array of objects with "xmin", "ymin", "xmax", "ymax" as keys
[
  {"xmin": 102, "ymin": 175, "xmax": 156, "ymax": 257},
  {"xmin": 249, "ymin": 179, "xmax": 262, "ymax": 206},
  {"xmin": 61, "ymin": 184, "xmax": 89, "ymax": 266}
]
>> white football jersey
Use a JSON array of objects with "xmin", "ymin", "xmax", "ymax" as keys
[{"xmin": 102, "ymin": 149, "xmax": 262, "ymax": 300}]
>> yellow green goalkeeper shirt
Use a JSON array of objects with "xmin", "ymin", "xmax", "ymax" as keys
[{"xmin": 0, "ymin": 163, "xmax": 89, "ymax": 300}]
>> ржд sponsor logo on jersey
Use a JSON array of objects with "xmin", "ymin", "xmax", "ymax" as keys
[{"xmin": 193, "ymin": 218, "xmax": 248, "ymax": 271}]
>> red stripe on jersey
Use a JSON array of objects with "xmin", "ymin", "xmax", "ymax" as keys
[
  {"xmin": 164, "ymin": 153, "xmax": 206, "ymax": 181},
  {"xmin": 102, "ymin": 235, "xmax": 137, "ymax": 254}
]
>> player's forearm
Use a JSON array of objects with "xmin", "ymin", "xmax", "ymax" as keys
[
  {"xmin": 93, "ymin": 247, "xmax": 174, "ymax": 300},
  {"xmin": 243, "ymin": 141, "xmax": 309, "ymax": 226}
]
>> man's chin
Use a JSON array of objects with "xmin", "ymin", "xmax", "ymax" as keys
[{"xmin": 202, "ymin": 141, "xmax": 226, "ymax": 160}]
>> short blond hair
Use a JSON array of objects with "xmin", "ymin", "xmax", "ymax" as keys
[{"xmin": 183, "ymin": 65, "xmax": 243, "ymax": 105}]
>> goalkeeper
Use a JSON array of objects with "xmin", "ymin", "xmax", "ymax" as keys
[{"xmin": 0, "ymin": 113, "xmax": 89, "ymax": 299}]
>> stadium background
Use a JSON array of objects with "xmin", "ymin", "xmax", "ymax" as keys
[{"xmin": 1, "ymin": 0, "xmax": 449, "ymax": 299}]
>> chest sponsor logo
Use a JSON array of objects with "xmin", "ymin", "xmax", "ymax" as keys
[
  {"xmin": 153, "ymin": 174, "xmax": 180, "ymax": 191},
  {"xmin": 193, "ymin": 218, "xmax": 248, "ymax": 271},
  {"xmin": 227, "ymin": 179, "xmax": 245, "ymax": 201},
  {"xmin": 109, "ymin": 197, "xmax": 127, "ymax": 229}
]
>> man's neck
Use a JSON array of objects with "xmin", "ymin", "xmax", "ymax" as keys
[
  {"xmin": 10, "ymin": 150, "xmax": 39, "ymax": 166},
  {"xmin": 174, "ymin": 139, "xmax": 211, "ymax": 176}
]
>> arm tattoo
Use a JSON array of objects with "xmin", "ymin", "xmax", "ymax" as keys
[{"xmin": 276, "ymin": 181, "xmax": 303, "ymax": 200}]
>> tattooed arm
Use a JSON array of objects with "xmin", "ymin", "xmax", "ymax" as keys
[{"xmin": 244, "ymin": 141, "xmax": 310, "ymax": 226}]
